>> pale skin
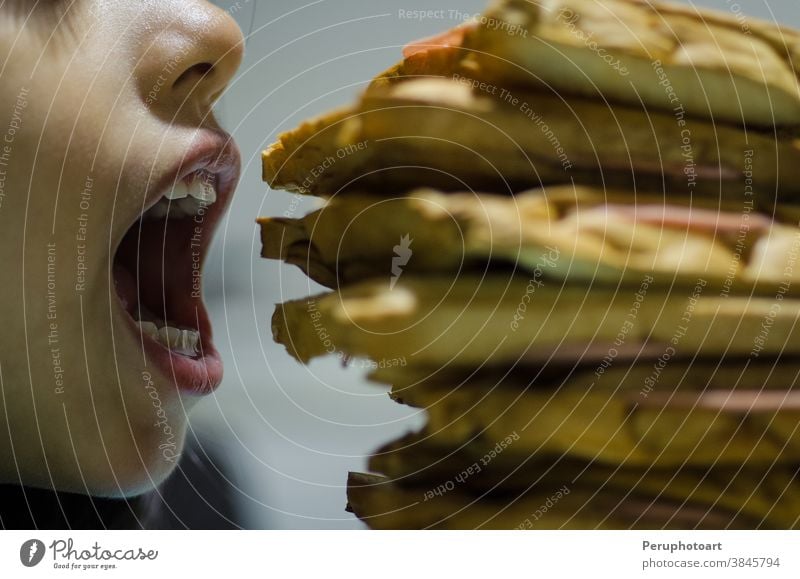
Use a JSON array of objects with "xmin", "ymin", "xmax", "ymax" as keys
[{"xmin": 0, "ymin": 0, "xmax": 243, "ymax": 497}]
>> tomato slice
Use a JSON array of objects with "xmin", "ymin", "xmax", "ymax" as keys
[{"xmin": 402, "ymin": 22, "xmax": 478, "ymax": 59}]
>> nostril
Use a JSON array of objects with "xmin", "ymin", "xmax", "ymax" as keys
[{"xmin": 173, "ymin": 62, "xmax": 214, "ymax": 90}]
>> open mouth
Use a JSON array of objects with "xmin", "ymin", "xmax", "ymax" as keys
[{"xmin": 112, "ymin": 142, "xmax": 239, "ymax": 395}]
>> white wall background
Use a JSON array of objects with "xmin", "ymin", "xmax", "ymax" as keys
[{"xmin": 196, "ymin": 0, "xmax": 800, "ymax": 529}]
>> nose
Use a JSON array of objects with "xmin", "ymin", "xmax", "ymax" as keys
[{"xmin": 137, "ymin": 2, "xmax": 244, "ymax": 117}]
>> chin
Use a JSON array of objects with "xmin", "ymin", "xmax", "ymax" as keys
[{"xmin": 84, "ymin": 428, "xmax": 189, "ymax": 499}]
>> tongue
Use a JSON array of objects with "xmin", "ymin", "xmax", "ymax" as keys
[{"xmin": 114, "ymin": 217, "xmax": 202, "ymax": 328}]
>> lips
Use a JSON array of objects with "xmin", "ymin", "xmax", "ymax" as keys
[{"xmin": 112, "ymin": 133, "xmax": 240, "ymax": 395}]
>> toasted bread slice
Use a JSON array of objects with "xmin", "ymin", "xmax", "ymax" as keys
[
  {"xmin": 272, "ymin": 275, "xmax": 800, "ymax": 367},
  {"xmin": 345, "ymin": 467, "xmax": 791, "ymax": 529},
  {"xmin": 463, "ymin": 0, "xmax": 800, "ymax": 128},
  {"xmin": 263, "ymin": 78, "xmax": 800, "ymax": 199},
  {"xmin": 366, "ymin": 378, "xmax": 800, "ymax": 469},
  {"xmin": 259, "ymin": 185, "xmax": 800, "ymax": 294}
]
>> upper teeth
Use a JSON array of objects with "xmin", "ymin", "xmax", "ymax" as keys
[
  {"xmin": 193, "ymin": 176, "xmax": 216, "ymax": 204},
  {"xmin": 165, "ymin": 180, "xmax": 189, "ymax": 200},
  {"xmin": 146, "ymin": 170, "xmax": 217, "ymax": 219}
]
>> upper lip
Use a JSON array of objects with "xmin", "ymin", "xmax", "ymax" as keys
[{"xmin": 137, "ymin": 129, "xmax": 241, "ymax": 227}]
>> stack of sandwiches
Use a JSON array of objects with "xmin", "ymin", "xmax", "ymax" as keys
[{"xmin": 259, "ymin": 0, "xmax": 800, "ymax": 529}]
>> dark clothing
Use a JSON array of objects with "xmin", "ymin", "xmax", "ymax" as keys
[{"xmin": 0, "ymin": 437, "xmax": 241, "ymax": 530}]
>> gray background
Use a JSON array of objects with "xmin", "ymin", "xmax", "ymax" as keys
[{"xmin": 198, "ymin": 0, "xmax": 800, "ymax": 529}]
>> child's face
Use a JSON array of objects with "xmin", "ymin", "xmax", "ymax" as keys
[{"xmin": 0, "ymin": 1, "xmax": 243, "ymax": 496}]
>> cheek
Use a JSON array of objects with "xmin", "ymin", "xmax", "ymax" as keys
[
  {"xmin": 0, "ymin": 11, "xmax": 206, "ymax": 496},
  {"xmin": 0, "ymin": 161, "xmax": 190, "ymax": 495}
]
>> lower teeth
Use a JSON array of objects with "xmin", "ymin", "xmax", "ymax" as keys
[{"xmin": 136, "ymin": 320, "xmax": 200, "ymax": 357}]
